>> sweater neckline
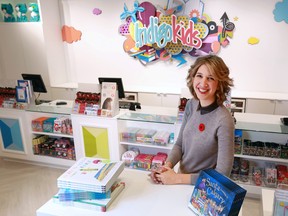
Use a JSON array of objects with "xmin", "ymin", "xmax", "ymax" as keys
[{"xmin": 197, "ymin": 100, "xmax": 219, "ymax": 115}]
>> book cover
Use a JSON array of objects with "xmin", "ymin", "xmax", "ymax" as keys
[
  {"xmin": 100, "ymin": 82, "xmax": 119, "ymax": 117},
  {"xmin": 58, "ymin": 187, "xmax": 111, "ymax": 201},
  {"xmin": 53, "ymin": 182, "xmax": 125, "ymax": 212},
  {"xmin": 188, "ymin": 169, "xmax": 247, "ymax": 216},
  {"xmin": 15, "ymin": 86, "xmax": 28, "ymax": 103},
  {"xmin": 17, "ymin": 79, "xmax": 33, "ymax": 98},
  {"xmin": 57, "ymin": 157, "xmax": 124, "ymax": 193},
  {"xmin": 272, "ymin": 185, "xmax": 288, "ymax": 216}
]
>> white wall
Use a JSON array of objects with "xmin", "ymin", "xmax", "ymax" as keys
[
  {"xmin": 0, "ymin": 0, "xmax": 287, "ymax": 99},
  {"xmin": 60, "ymin": 0, "xmax": 288, "ymax": 94}
]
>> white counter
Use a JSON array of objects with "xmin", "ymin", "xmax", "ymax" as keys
[{"xmin": 36, "ymin": 169, "xmax": 242, "ymax": 216}]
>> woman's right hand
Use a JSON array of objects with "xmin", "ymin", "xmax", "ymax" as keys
[{"xmin": 149, "ymin": 166, "xmax": 168, "ymax": 184}]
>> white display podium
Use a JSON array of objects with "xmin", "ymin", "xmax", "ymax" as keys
[{"xmin": 37, "ymin": 169, "xmax": 243, "ymax": 216}]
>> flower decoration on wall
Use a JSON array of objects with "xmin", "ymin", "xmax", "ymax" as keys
[{"xmin": 118, "ymin": 0, "xmax": 236, "ymax": 66}]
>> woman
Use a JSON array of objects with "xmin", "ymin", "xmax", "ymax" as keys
[{"xmin": 152, "ymin": 55, "xmax": 235, "ymax": 185}]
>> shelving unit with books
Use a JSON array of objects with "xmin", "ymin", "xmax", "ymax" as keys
[{"xmin": 231, "ymin": 112, "xmax": 288, "ymax": 198}]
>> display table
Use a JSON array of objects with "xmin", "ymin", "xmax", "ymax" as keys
[
  {"xmin": 37, "ymin": 169, "xmax": 243, "ymax": 216},
  {"xmin": 261, "ymin": 188, "xmax": 275, "ymax": 216}
]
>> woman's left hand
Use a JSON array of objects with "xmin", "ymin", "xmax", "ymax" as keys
[{"xmin": 155, "ymin": 167, "xmax": 178, "ymax": 185}]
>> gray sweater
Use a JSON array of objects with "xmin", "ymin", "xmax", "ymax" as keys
[{"xmin": 167, "ymin": 99, "xmax": 235, "ymax": 184}]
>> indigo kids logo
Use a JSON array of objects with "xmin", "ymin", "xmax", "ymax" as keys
[{"xmin": 119, "ymin": 0, "xmax": 236, "ymax": 66}]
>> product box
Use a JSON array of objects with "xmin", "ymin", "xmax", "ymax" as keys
[
  {"xmin": 189, "ymin": 169, "xmax": 247, "ymax": 216},
  {"xmin": 152, "ymin": 131, "xmax": 170, "ymax": 146},
  {"xmin": 121, "ymin": 127, "xmax": 140, "ymax": 142},
  {"xmin": 136, "ymin": 129, "xmax": 156, "ymax": 143},
  {"xmin": 151, "ymin": 152, "xmax": 167, "ymax": 169},
  {"xmin": 133, "ymin": 154, "xmax": 154, "ymax": 170},
  {"xmin": 32, "ymin": 117, "xmax": 49, "ymax": 132},
  {"xmin": 43, "ymin": 117, "xmax": 57, "ymax": 133}
]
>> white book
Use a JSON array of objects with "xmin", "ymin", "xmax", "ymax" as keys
[
  {"xmin": 53, "ymin": 182, "xmax": 125, "ymax": 212},
  {"xmin": 57, "ymin": 157, "xmax": 124, "ymax": 193}
]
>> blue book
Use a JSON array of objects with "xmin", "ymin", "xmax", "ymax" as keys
[
  {"xmin": 188, "ymin": 169, "xmax": 247, "ymax": 216},
  {"xmin": 58, "ymin": 188, "xmax": 111, "ymax": 201},
  {"xmin": 53, "ymin": 182, "xmax": 125, "ymax": 212}
]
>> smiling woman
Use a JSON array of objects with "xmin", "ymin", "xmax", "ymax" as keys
[{"xmin": 150, "ymin": 55, "xmax": 235, "ymax": 185}]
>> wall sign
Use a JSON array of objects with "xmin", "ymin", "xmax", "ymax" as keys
[{"xmin": 119, "ymin": 0, "xmax": 236, "ymax": 66}]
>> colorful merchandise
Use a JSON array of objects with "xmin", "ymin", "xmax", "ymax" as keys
[{"xmin": 189, "ymin": 169, "xmax": 246, "ymax": 216}]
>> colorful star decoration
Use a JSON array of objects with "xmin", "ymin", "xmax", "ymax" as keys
[{"xmin": 199, "ymin": 123, "xmax": 205, "ymax": 132}]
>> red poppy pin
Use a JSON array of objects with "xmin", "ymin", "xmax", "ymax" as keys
[{"xmin": 199, "ymin": 123, "xmax": 205, "ymax": 132}]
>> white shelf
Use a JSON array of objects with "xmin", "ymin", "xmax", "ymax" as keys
[
  {"xmin": 120, "ymin": 141, "xmax": 173, "ymax": 150},
  {"xmin": 234, "ymin": 154, "xmax": 288, "ymax": 163},
  {"xmin": 32, "ymin": 131, "xmax": 73, "ymax": 138}
]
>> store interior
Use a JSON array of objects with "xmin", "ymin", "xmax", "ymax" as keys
[{"xmin": 1, "ymin": 0, "xmax": 288, "ymax": 215}]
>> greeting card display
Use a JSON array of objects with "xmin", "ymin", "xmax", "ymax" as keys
[
  {"xmin": 189, "ymin": 169, "xmax": 247, "ymax": 216},
  {"xmin": 100, "ymin": 82, "xmax": 119, "ymax": 117}
]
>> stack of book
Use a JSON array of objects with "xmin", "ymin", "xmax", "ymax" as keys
[
  {"xmin": 53, "ymin": 157, "xmax": 125, "ymax": 212},
  {"xmin": 137, "ymin": 48, "xmax": 156, "ymax": 63}
]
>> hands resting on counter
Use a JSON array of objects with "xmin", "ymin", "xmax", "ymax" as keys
[{"xmin": 149, "ymin": 162, "xmax": 192, "ymax": 185}]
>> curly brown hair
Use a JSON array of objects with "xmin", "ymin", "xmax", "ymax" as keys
[{"xmin": 186, "ymin": 55, "xmax": 234, "ymax": 105}]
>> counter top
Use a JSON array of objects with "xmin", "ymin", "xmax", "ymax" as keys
[
  {"xmin": 36, "ymin": 169, "xmax": 243, "ymax": 216},
  {"xmin": 37, "ymin": 169, "xmax": 194, "ymax": 216}
]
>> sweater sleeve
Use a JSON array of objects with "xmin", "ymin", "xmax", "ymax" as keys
[
  {"xmin": 215, "ymin": 112, "xmax": 235, "ymax": 177},
  {"xmin": 166, "ymin": 99, "xmax": 192, "ymax": 167}
]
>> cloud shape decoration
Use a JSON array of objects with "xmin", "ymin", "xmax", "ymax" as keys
[
  {"xmin": 248, "ymin": 37, "xmax": 259, "ymax": 45},
  {"xmin": 93, "ymin": 8, "xmax": 102, "ymax": 15},
  {"xmin": 62, "ymin": 25, "xmax": 82, "ymax": 44},
  {"xmin": 273, "ymin": 0, "xmax": 288, "ymax": 23}
]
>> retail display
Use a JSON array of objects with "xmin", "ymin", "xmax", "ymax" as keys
[{"xmin": 57, "ymin": 157, "xmax": 124, "ymax": 193}]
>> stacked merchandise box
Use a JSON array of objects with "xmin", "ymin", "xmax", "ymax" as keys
[
  {"xmin": 189, "ymin": 169, "xmax": 247, "ymax": 216},
  {"xmin": 54, "ymin": 116, "xmax": 73, "ymax": 135},
  {"xmin": 133, "ymin": 154, "xmax": 154, "ymax": 170},
  {"xmin": 120, "ymin": 127, "xmax": 140, "ymax": 142},
  {"xmin": 136, "ymin": 129, "xmax": 156, "ymax": 144},
  {"xmin": 152, "ymin": 131, "xmax": 170, "ymax": 146},
  {"xmin": 43, "ymin": 117, "xmax": 57, "ymax": 133},
  {"xmin": 32, "ymin": 117, "xmax": 49, "ymax": 132}
]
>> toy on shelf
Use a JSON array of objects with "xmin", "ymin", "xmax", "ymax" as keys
[
  {"xmin": 28, "ymin": 3, "xmax": 40, "ymax": 22},
  {"xmin": 1, "ymin": 3, "xmax": 15, "ymax": 22},
  {"xmin": 15, "ymin": 4, "xmax": 27, "ymax": 22}
]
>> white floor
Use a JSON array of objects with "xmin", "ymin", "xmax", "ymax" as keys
[{"xmin": 0, "ymin": 157, "xmax": 261, "ymax": 216}]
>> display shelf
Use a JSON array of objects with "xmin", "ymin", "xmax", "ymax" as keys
[
  {"xmin": 32, "ymin": 131, "xmax": 73, "ymax": 138},
  {"xmin": 235, "ymin": 121, "xmax": 288, "ymax": 134},
  {"xmin": 234, "ymin": 154, "xmax": 288, "ymax": 164},
  {"xmin": 120, "ymin": 141, "xmax": 173, "ymax": 150},
  {"xmin": 117, "ymin": 111, "xmax": 180, "ymax": 159},
  {"xmin": 232, "ymin": 113, "xmax": 288, "ymax": 198},
  {"xmin": 118, "ymin": 112, "xmax": 177, "ymax": 124}
]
